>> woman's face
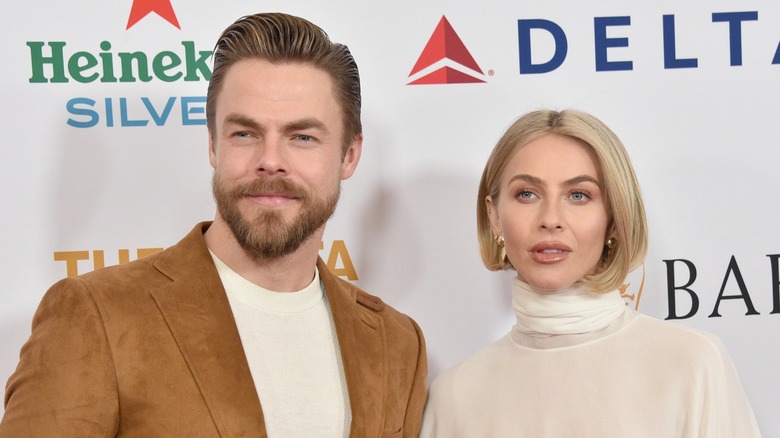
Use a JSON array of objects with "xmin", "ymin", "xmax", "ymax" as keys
[{"xmin": 487, "ymin": 134, "xmax": 609, "ymax": 293}]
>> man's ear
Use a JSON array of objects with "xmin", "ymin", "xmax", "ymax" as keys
[
  {"xmin": 208, "ymin": 132, "xmax": 217, "ymax": 169},
  {"xmin": 340, "ymin": 134, "xmax": 363, "ymax": 180}
]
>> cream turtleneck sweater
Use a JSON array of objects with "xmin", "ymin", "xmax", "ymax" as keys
[{"xmin": 421, "ymin": 279, "xmax": 761, "ymax": 437}]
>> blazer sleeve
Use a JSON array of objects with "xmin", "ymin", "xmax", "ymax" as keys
[
  {"xmin": 403, "ymin": 318, "xmax": 427, "ymax": 438},
  {"xmin": 1, "ymin": 278, "xmax": 119, "ymax": 436}
]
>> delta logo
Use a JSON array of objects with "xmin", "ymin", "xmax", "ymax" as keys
[
  {"xmin": 407, "ymin": 16, "xmax": 487, "ymax": 85},
  {"xmin": 27, "ymin": 0, "xmax": 210, "ymax": 128}
]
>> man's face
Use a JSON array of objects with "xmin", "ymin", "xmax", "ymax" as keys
[{"xmin": 209, "ymin": 59, "xmax": 361, "ymax": 260}]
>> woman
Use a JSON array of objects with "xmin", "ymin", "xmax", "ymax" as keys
[{"xmin": 421, "ymin": 109, "xmax": 760, "ymax": 437}]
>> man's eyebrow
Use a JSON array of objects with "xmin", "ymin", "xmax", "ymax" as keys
[
  {"xmin": 282, "ymin": 118, "xmax": 328, "ymax": 133},
  {"xmin": 223, "ymin": 113, "xmax": 262, "ymax": 132},
  {"xmin": 222, "ymin": 114, "xmax": 328, "ymax": 134}
]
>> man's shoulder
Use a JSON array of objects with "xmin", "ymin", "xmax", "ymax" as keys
[
  {"xmin": 74, "ymin": 249, "xmax": 167, "ymax": 287},
  {"xmin": 58, "ymin": 222, "xmax": 212, "ymax": 296},
  {"xmin": 328, "ymin": 273, "xmax": 399, "ymax": 314},
  {"xmin": 325, "ymin": 270, "xmax": 422, "ymax": 339}
]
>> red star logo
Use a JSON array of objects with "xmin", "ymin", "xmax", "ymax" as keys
[{"xmin": 126, "ymin": 0, "xmax": 181, "ymax": 30}]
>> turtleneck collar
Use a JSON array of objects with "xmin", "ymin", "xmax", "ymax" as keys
[{"xmin": 512, "ymin": 277, "xmax": 627, "ymax": 336}]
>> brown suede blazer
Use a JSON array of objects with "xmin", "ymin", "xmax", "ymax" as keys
[{"xmin": 1, "ymin": 223, "xmax": 427, "ymax": 437}]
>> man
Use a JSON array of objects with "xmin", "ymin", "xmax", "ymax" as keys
[{"xmin": 1, "ymin": 13, "xmax": 427, "ymax": 437}]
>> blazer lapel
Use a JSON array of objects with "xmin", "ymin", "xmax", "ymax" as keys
[
  {"xmin": 149, "ymin": 223, "xmax": 266, "ymax": 437},
  {"xmin": 319, "ymin": 259, "xmax": 387, "ymax": 438}
]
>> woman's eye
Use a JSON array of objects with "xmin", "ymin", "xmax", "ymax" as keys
[
  {"xmin": 570, "ymin": 191, "xmax": 590, "ymax": 202},
  {"xmin": 516, "ymin": 190, "xmax": 536, "ymax": 200}
]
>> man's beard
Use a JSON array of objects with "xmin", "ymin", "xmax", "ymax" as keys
[{"xmin": 212, "ymin": 173, "xmax": 340, "ymax": 260}]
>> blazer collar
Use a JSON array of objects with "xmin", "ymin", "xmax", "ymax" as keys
[
  {"xmin": 319, "ymin": 258, "xmax": 388, "ymax": 438},
  {"xmin": 149, "ymin": 222, "xmax": 267, "ymax": 437},
  {"xmin": 148, "ymin": 223, "xmax": 388, "ymax": 437}
]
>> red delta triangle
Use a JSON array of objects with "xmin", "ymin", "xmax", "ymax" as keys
[
  {"xmin": 126, "ymin": 0, "xmax": 181, "ymax": 30},
  {"xmin": 408, "ymin": 67, "xmax": 485, "ymax": 85},
  {"xmin": 408, "ymin": 16, "xmax": 483, "ymax": 83}
]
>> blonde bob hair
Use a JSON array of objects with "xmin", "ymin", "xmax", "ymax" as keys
[{"xmin": 477, "ymin": 109, "xmax": 648, "ymax": 293}]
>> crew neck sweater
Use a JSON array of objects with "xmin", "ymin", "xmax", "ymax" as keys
[
  {"xmin": 421, "ymin": 279, "xmax": 761, "ymax": 437},
  {"xmin": 211, "ymin": 253, "xmax": 351, "ymax": 437}
]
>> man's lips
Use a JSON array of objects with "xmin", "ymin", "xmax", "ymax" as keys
[
  {"xmin": 245, "ymin": 193, "xmax": 298, "ymax": 206},
  {"xmin": 529, "ymin": 242, "xmax": 572, "ymax": 264}
]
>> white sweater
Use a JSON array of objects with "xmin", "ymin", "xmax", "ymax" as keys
[
  {"xmin": 211, "ymin": 253, "xmax": 351, "ymax": 437},
  {"xmin": 421, "ymin": 279, "xmax": 761, "ymax": 437}
]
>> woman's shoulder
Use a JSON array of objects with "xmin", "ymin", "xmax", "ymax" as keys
[
  {"xmin": 429, "ymin": 334, "xmax": 515, "ymax": 395},
  {"xmin": 631, "ymin": 313, "xmax": 732, "ymax": 362},
  {"xmin": 633, "ymin": 313, "xmax": 721, "ymax": 340},
  {"xmin": 421, "ymin": 335, "xmax": 517, "ymax": 436}
]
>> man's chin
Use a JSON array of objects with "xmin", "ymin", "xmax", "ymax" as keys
[{"xmin": 237, "ymin": 204, "xmax": 296, "ymax": 224}]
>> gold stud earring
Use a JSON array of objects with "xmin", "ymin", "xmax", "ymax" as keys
[{"xmin": 606, "ymin": 237, "xmax": 617, "ymax": 249}]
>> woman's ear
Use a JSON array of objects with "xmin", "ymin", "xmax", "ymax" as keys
[{"xmin": 486, "ymin": 196, "xmax": 502, "ymax": 237}]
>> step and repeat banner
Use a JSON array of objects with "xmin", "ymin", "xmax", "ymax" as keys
[{"xmin": 1, "ymin": 0, "xmax": 778, "ymax": 434}]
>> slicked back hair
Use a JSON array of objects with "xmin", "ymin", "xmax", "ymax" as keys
[{"xmin": 207, "ymin": 12, "xmax": 362, "ymax": 154}]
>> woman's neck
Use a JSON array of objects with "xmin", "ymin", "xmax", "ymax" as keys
[{"xmin": 512, "ymin": 278, "xmax": 627, "ymax": 336}]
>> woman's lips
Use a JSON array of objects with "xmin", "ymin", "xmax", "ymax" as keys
[{"xmin": 529, "ymin": 242, "xmax": 572, "ymax": 264}]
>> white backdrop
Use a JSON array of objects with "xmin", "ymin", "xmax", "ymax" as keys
[{"xmin": 1, "ymin": 0, "xmax": 778, "ymax": 435}]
